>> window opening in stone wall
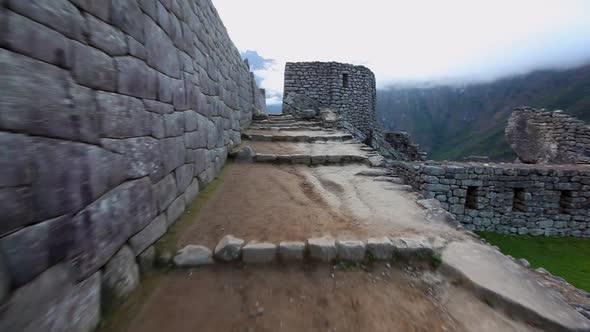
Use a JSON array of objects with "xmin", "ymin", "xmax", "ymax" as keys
[
  {"xmin": 513, "ymin": 188, "xmax": 526, "ymax": 212},
  {"xmin": 342, "ymin": 73, "xmax": 349, "ymax": 88},
  {"xmin": 559, "ymin": 191, "xmax": 573, "ymax": 214},
  {"xmin": 465, "ymin": 186, "xmax": 478, "ymax": 209}
]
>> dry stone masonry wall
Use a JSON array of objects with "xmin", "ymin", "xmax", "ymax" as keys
[
  {"xmin": 0, "ymin": 0, "xmax": 264, "ymax": 330},
  {"xmin": 395, "ymin": 161, "xmax": 590, "ymax": 237},
  {"xmin": 506, "ymin": 107, "xmax": 590, "ymax": 164},
  {"xmin": 282, "ymin": 61, "xmax": 424, "ymax": 161}
]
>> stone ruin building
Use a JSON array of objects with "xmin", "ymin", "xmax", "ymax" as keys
[
  {"xmin": 282, "ymin": 63, "xmax": 590, "ymax": 238},
  {"xmin": 283, "ymin": 61, "xmax": 425, "ymax": 161},
  {"xmin": 1, "ymin": 0, "xmax": 589, "ymax": 331}
]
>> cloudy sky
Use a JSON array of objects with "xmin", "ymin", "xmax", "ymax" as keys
[{"xmin": 212, "ymin": 0, "xmax": 590, "ymax": 104}]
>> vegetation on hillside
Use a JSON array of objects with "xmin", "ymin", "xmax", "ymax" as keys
[{"xmin": 377, "ymin": 64, "xmax": 590, "ymax": 161}]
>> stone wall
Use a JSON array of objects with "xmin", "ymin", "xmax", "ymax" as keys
[
  {"xmin": 282, "ymin": 61, "xmax": 424, "ymax": 161},
  {"xmin": 506, "ymin": 107, "xmax": 590, "ymax": 164},
  {"xmin": 283, "ymin": 61, "xmax": 377, "ymax": 136},
  {"xmin": 0, "ymin": 0, "xmax": 264, "ymax": 330},
  {"xmin": 394, "ymin": 161, "xmax": 590, "ymax": 237}
]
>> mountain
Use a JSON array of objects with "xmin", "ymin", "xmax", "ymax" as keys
[{"xmin": 377, "ymin": 64, "xmax": 590, "ymax": 161}]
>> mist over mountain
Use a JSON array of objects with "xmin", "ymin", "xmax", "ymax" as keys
[{"xmin": 377, "ymin": 64, "xmax": 590, "ymax": 161}]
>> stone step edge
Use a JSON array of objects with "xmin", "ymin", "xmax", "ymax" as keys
[
  {"xmin": 254, "ymin": 153, "xmax": 372, "ymax": 165},
  {"xmin": 249, "ymin": 126, "xmax": 325, "ymax": 131},
  {"xmin": 168, "ymin": 235, "xmax": 447, "ymax": 268},
  {"xmin": 242, "ymin": 133, "xmax": 353, "ymax": 142}
]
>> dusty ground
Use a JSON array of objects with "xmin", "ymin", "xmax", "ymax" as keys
[
  {"xmin": 179, "ymin": 162, "xmax": 462, "ymax": 248},
  {"xmin": 179, "ymin": 163, "xmax": 367, "ymax": 247},
  {"xmin": 104, "ymin": 264, "xmax": 537, "ymax": 332}
]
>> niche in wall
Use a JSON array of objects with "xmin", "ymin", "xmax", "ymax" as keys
[
  {"xmin": 465, "ymin": 186, "xmax": 479, "ymax": 209},
  {"xmin": 342, "ymin": 73, "xmax": 349, "ymax": 88},
  {"xmin": 512, "ymin": 188, "xmax": 526, "ymax": 212}
]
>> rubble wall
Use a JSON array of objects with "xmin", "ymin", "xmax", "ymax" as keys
[
  {"xmin": 395, "ymin": 161, "xmax": 590, "ymax": 237},
  {"xmin": 0, "ymin": 0, "xmax": 264, "ymax": 330},
  {"xmin": 506, "ymin": 107, "xmax": 590, "ymax": 164}
]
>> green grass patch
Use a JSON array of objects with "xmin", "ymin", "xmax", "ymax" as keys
[
  {"xmin": 154, "ymin": 161, "xmax": 232, "ymax": 256},
  {"xmin": 477, "ymin": 232, "xmax": 590, "ymax": 291}
]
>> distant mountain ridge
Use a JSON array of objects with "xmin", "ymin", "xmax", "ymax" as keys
[{"xmin": 377, "ymin": 64, "xmax": 590, "ymax": 161}]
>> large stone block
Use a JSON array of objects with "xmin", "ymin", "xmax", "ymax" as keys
[
  {"xmin": 111, "ymin": 0, "xmax": 145, "ymax": 43},
  {"xmin": 278, "ymin": 242, "xmax": 306, "ymax": 260},
  {"xmin": 164, "ymin": 111, "xmax": 185, "ymax": 137},
  {"xmin": 242, "ymin": 243, "xmax": 277, "ymax": 264},
  {"xmin": 307, "ymin": 237, "xmax": 337, "ymax": 262},
  {"xmin": 0, "ymin": 186, "xmax": 32, "ymax": 238},
  {"xmin": 214, "ymin": 235, "xmax": 245, "ymax": 262},
  {"xmin": 154, "ymin": 173, "xmax": 177, "ymax": 212},
  {"xmin": 0, "ymin": 132, "xmax": 32, "ymax": 187},
  {"xmin": 144, "ymin": 99, "xmax": 175, "ymax": 114},
  {"xmin": 102, "ymin": 245, "xmax": 140, "ymax": 314},
  {"xmin": 0, "ymin": 215, "xmax": 73, "ymax": 288},
  {"xmin": 97, "ymin": 92, "xmax": 152, "ymax": 138},
  {"xmin": 184, "ymin": 178, "xmax": 200, "ymax": 205},
  {"xmin": 129, "ymin": 214, "xmax": 167, "ymax": 255},
  {"xmin": 0, "ymin": 50, "xmax": 100, "ymax": 143},
  {"xmin": 188, "ymin": 148, "xmax": 208, "ymax": 174},
  {"xmin": 366, "ymin": 237, "xmax": 394, "ymax": 260},
  {"xmin": 173, "ymin": 245, "xmax": 213, "ymax": 267},
  {"xmin": 0, "ymin": 250, "xmax": 9, "ymax": 304},
  {"xmin": 175, "ymin": 163, "xmax": 194, "ymax": 194},
  {"xmin": 70, "ymin": 0, "xmax": 111, "ymax": 21},
  {"xmin": 69, "ymin": 178, "xmax": 154, "ymax": 279},
  {"xmin": 0, "ymin": 264, "xmax": 101, "ymax": 332},
  {"xmin": 72, "ymin": 41, "xmax": 117, "ymax": 91},
  {"xmin": 101, "ymin": 137, "xmax": 164, "ymax": 180},
  {"xmin": 336, "ymin": 240, "xmax": 366, "ymax": 262},
  {"xmin": 145, "ymin": 18, "xmax": 180, "ymax": 78},
  {"xmin": 160, "ymin": 136, "xmax": 186, "ymax": 173},
  {"xmin": 166, "ymin": 194, "xmax": 186, "ymax": 226},
  {"xmin": 8, "ymin": 0, "xmax": 86, "ymax": 41},
  {"xmin": 32, "ymin": 138, "xmax": 127, "ymax": 220},
  {"xmin": 115, "ymin": 56, "xmax": 158, "ymax": 99},
  {"xmin": 139, "ymin": 0, "xmax": 158, "ymax": 21},
  {"xmin": 0, "ymin": 10, "xmax": 72, "ymax": 68},
  {"xmin": 86, "ymin": 14, "xmax": 126, "ymax": 56}
]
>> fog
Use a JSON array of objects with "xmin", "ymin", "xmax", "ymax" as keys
[{"xmin": 212, "ymin": 0, "xmax": 590, "ymax": 103}]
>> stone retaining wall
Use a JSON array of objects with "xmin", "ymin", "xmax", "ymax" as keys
[
  {"xmin": 394, "ymin": 161, "xmax": 590, "ymax": 237},
  {"xmin": 506, "ymin": 107, "xmax": 590, "ymax": 164},
  {"xmin": 0, "ymin": 0, "xmax": 264, "ymax": 330}
]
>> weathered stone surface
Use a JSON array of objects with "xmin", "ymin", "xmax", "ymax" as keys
[
  {"xmin": 115, "ymin": 56, "xmax": 158, "ymax": 99},
  {"xmin": 166, "ymin": 194, "xmax": 185, "ymax": 227},
  {"xmin": 184, "ymin": 130, "xmax": 208, "ymax": 149},
  {"xmin": 307, "ymin": 237, "xmax": 337, "ymax": 262},
  {"xmin": 175, "ymin": 163, "xmax": 194, "ymax": 193},
  {"xmin": 127, "ymin": 35, "xmax": 147, "ymax": 60},
  {"xmin": 161, "ymin": 136, "xmax": 186, "ymax": 173},
  {"xmin": 32, "ymin": 138, "xmax": 126, "ymax": 220},
  {"xmin": 0, "ymin": 50, "xmax": 100, "ymax": 143},
  {"xmin": 69, "ymin": 178, "xmax": 154, "ymax": 279},
  {"xmin": 70, "ymin": 0, "xmax": 110, "ymax": 21},
  {"xmin": 139, "ymin": 0, "xmax": 158, "ymax": 21},
  {"xmin": 173, "ymin": 245, "xmax": 213, "ymax": 267},
  {"xmin": 336, "ymin": 240, "xmax": 366, "ymax": 262},
  {"xmin": 242, "ymin": 243, "xmax": 277, "ymax": 264},
  {"xmin": 111, "ymin": 0, "xmax": 145, "ymax": 43},
  {"xmin": 0, "ymin": 264, "xmax": 101, "ymax": 332},
  {"xmin": 366, "ymin": 237, "xmax": 394, "ymax": 260},
  {"xmin": 129, "ymin": 214, "xmax": 167, "ymax": 255},
  {"xmin": 144, "ymin": 99, "xmax": 175, "ymax": 114},
  {"xmin": 145, "ymin": 18, "xmax": 180, "ymax": 78},
  {"xmin": 234, "ymin": 146, "xmax": 255, "ymax": 163},
  {"xmin": 0, "ymin": 132, "xmax": 32, "ymax": 188},
  {"xmin": 0, "ymin": 215, "xmax": 73, "ymax": 287},
  {"xmin": 97, "ymin": 92, "xmax": 152, "ymax": 138},
  {"xmin": 101, "ymin": 245, "xmax": 140, "ymax": 309},
  {"xmin": 255, "ymin": 153, "xmax": 277, "ymax": 162},
  {"xmin": 278, "ymin": 242, "xmax": 306, "ymax": 260},
  {"xmin": 164, "ymin": 112, "xmax": 185, "ymax": 137},
  {"xmin": 138, "ymin": 245, "xmax": 156, "ymax": 275},
  {"xmin": 184, "ymin": 178, "xmax": 200, "ymax": 205},
  {"xmin": 8, "ymin": 0, "xmax": 86, "ymax": 41},
  {"xmin": 86, "ymin": 14, "xmax": 126, "ymax": 56},
  {"xmin": 214, "ymin": 235, "xmax": 245, "ymax": 262},
  {"xmin": 391, "ymin": 237, "xmax": 434, "ymax": 258},
  {"xmin": 0, "ymin": 10, "xmax": 71, "ymax": 68},
  {"xmin": 154, "ymin": 173, "xmax": 177, "ymax": 212},
  {"xmin": 72, "ymin": 41, "xmax": 117, "ymax": 91},
  {"xmin": 101, "ymin": 137, "xmax": 164, "ymax": 180},
  {"xmin": 0, "ymin": 250, "xmax": 9, "ymax": 303},
  {"xmin": 189, "ymin": 149, "xmax": 208, "ymax": 174}
]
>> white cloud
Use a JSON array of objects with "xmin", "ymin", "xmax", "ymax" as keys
[{"xmin": 213, "ymin": 0, "xmax": 590, "ymax": 94}]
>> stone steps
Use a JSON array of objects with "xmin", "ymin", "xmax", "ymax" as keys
[
  {"xmin": 243, "ymin": 133, "xmax": 353, "ymax": 143},
  {"xmin": 252, "ymin": 121, "xmax": 322, "ymax": 127},
  {"xmin": 249, "ymin": 126, "xmax": 324, "ymax": 131},
  {"xmin": 254, "ymin": 153, "xmax": 374, "ymax": 166},
  {"xmin": 170, "ymin": 235, "xmax": 446, "ymax": 267}
]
